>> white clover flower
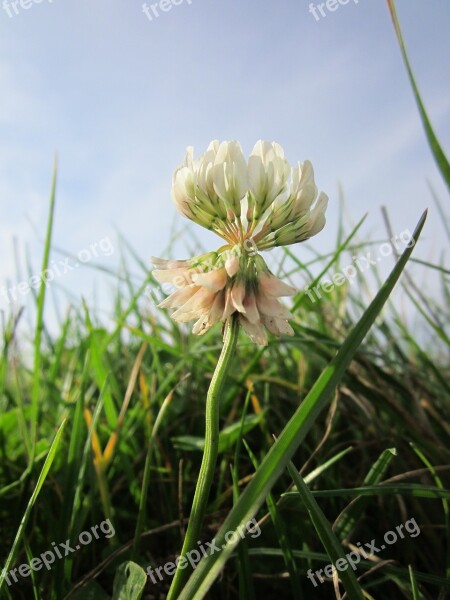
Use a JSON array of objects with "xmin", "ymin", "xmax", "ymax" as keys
[{"xmin": 153, "ymin": 140, "xmax": 328, "ymax": 346}]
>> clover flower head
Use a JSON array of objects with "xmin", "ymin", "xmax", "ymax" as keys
[{"xmin": 153, "ymin": 140, "xmax": 328, "ymax": 346}]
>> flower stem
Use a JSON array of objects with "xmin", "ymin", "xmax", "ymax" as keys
[{"xmin": 167, "ymin": 316, "xmax": 239, "ymax": 599}]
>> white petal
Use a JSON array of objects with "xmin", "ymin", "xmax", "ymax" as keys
[
  {"xmin": 153, "ymin": 268, "xmax": 192, "ymax": 287},
  {"xmin": 158, "ymin": 286, "xmax": 198, "ymax": 309},
  {"xmin": 256, "ymin": 292, "xmax": 291, "ymax": 319},
  {"xmin": 239, "ymin": 315, "xmax": 268, "ymax": 346},
  {"xmin": 231, "ymin": 280, "xmax": 246, "ymax": 313},
  {"xmin": 259, "ymin": 272, "xmax": 297, "ymax": 297},
  {"xmin": 221, "ymin": 287, "xmax": 236, "ymax": 321},
  {"xmin": 248, "ymin": 143, "xmax": 266, "ymax": 198},
  {"xmin": 192, "ymin": 314, "xmax": 212, "ymax": 335},
  {"xmin": 191, "ymin": 268, "xmax": 227, "ymax": 292},
  {"xmin": 242, "ymin": 292, "xmax": 260, "ymax": 324},
  {"xmin": 151, "ymin": 257, "xmax": 190, "ymax": 269},
  {"xmin": 213, "ymin": 141, "xmax": 247, "ymax": 209},
  {"xmin": 207, "ymin": 140, "xmax": 220, "ymax": 153},
  {"xmin": 307, "ymin": 192, "xmax": 328, "ymax": 237},
  {"xmin": 228, "ymin": 141, "xmax": 248, "ymax": 201},
  {"xmin": 171, "ymin": 166, "xmax": 195, "ymax": 216},
  {"xmin": 262, "ymin": 315, "xmax": 294, "ymax": 336},
  {"xmin": 171, "ymin": 309, "xmax": 199, "ymax": 323},
  {"xmin": 277, "ymin": 319, "xmax": 294, "ymax": 336},
  {"xmin": 192, "ymin": 290, "xmax": 225, "ymax": 335},
  {"xmin": 248, "ymin": 141, "xmax": 289, "ymax": 209},
  {"xmin": 225, "ymin": 254, "xmax": 240, "ymax": 277},
  {"xmin": 209, "ymin": 290, "xmax": 226, "ymax": 324},
  {"xmin": 171, "ymin": 287, "xmax": 216, "ymax": 321}
]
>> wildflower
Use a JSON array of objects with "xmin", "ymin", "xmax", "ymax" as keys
[{"xmin": 153, "ymin": 140, "xmax": 328, "ymax": 345}]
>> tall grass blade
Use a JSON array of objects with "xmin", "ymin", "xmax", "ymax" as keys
[
  {"xmin": 0, "ymin": 419, "xmax": 66, "ymax": 593},
  {"xmin": 387, "ymin": 0, "xmax": 450, "ymax": 189},
  {"xmin": 30, "ymin": 158, "xmax": 58, "ymax": 463}
]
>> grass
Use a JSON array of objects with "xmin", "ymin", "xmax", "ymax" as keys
[
  {"xmin": 1, "ymin": 2, "xmax": 449, "ymax": 598},
  {"xmin": 0, "ymin": 198, "xmax": 449, "ymax": 600}
]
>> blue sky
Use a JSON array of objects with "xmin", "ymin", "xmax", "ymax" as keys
[{"xmin": 0, "ymin": 0, "xmax": 449, "ymax": 322}]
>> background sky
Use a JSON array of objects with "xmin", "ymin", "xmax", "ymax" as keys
[{"xmin": 1, "ymin": 0, "xmax": 449, "ymax": 329}]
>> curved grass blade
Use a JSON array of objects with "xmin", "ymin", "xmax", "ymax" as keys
[
  {"xmin": 284, "ymin": 484, "xmax": 450, "ymax": 501},
  {"xmin": 177, "ymin": 211, "xmax": 427, "ymax": 599},
  {"xmin": 387, "ymin": 0, "xmax": 450, "ymax": 189},
  {"xmin": 0, "ymin": 418, "xmax": 66, "ymax": 593}
]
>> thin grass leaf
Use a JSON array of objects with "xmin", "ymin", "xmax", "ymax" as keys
[
  {"xmin": 284, "ymin": 484, "xmax": 450, "ymax": 501},
  {"xmin": 0, "ymin": 418, "xmax": 66, "ymax": 593},
  {"xmin": 303, "ymin": 447, "xmax": 354, "ymax": 485},
  {"xmin": 387, "ymin": 0, "xmax": 450, "ymax": 189},
  {"xmin": 29, "ymin": 158, "xmax": 58, "ymax": 464}
]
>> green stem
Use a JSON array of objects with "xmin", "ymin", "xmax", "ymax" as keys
[{"xmin": 167, "ymin": 316, "xmax": 239, "ymax": 600}]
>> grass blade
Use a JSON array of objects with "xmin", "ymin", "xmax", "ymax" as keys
[
  {"xmin": 387, "ymin": 0, "xmax": 450, "ymax": 189},
  {"xmin": 0, "ymin": 419, "xmax": 66, "ymax": 592},
  {"xmin": 284, "ymin": 484, "xmax": 450, "ymax": 501},
  {"xmin": 30, "ymin": 158, "xmax": 58, "ymax": 463}
]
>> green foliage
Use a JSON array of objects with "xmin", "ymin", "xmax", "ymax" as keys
[
  {"xmin": 112, "ymin": 562, "xmax": 147, "ymax": 600},
  {"xmin": 0, "ymin": 198, "xmax": 449, "ymax": 600}
]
